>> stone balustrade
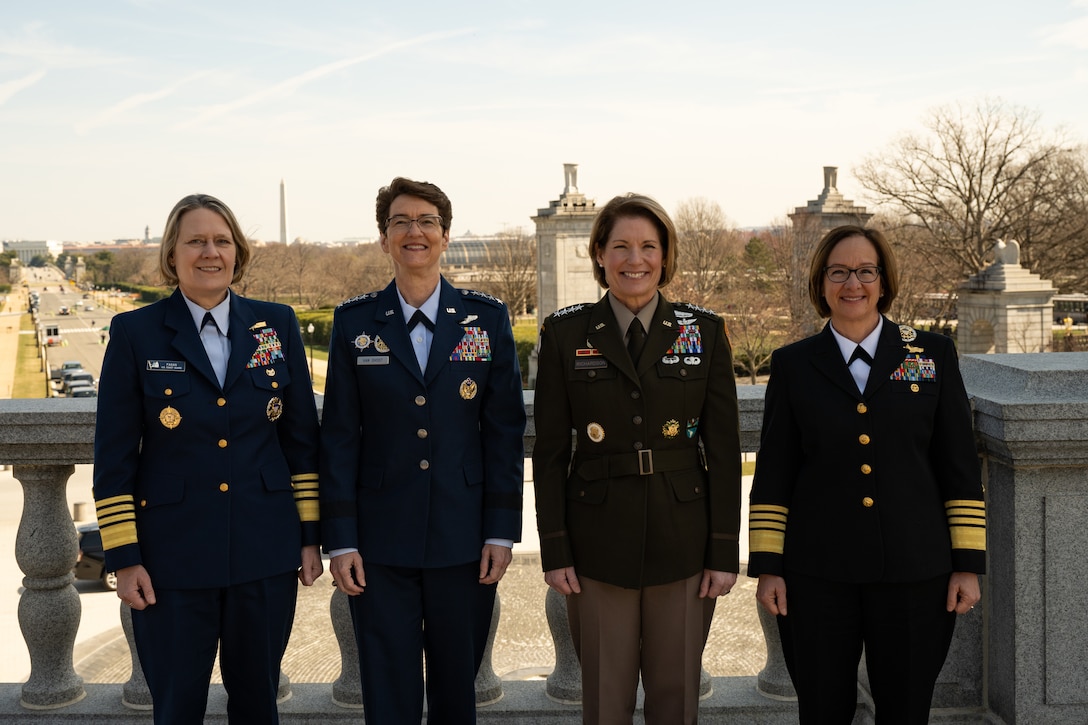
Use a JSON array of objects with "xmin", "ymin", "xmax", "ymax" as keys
[{"xmin": 2, "ymin": 353, "xmax": 1087, "ymax": 723}]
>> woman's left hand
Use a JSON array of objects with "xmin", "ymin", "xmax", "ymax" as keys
[
  {"xmin": 298, "ymin": 545, "xmax": 324, "ymax": 586},
  {"xmin": 946, "ymin": 571, "xmax": 981, "ymax": 614},
  {"xmin": 699, "ymin": 569, "xmax": 737, "ymax": 598}
]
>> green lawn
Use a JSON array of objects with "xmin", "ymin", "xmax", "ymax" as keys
[{"xmin": 13, "ymin": 314, "xmax": 49, "ymax": 399}]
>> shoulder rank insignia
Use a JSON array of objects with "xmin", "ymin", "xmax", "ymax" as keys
[
  {"xmin": 552, "ymin": 303, "xmax": 587, "ymax": 318},
  {"xmin": 462, "ymin": 289, "xmax": 504, "ymax": 305},
  {"xmin": 674, "ymin": 301, "xmax": 717, "ymax": 317},
  {"xmin": 336, "ymin": 291, "xmax": 379, "ymax": 309}
]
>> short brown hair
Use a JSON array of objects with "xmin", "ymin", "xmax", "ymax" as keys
[
  {"xmin": 588, "ymin": 193, "xmax": 678, "ymax": 288},
  {"xmin": 158, "ymin": 194, "xmax": 251, "ymax": 286},
  {"xmin": 807, "ymin": 225, "xmax": 898, "ymax": 317},
  {"xmin": 375, "ymin": 177, "xmax": 453, "ymax": 234}
]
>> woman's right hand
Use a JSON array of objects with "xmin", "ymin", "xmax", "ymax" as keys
[
  {"xmin": 116, "ymin": 565, "xmax": 156, "ymax": 610},
  {"xmin": 544, "ymin": 566, "xmax": 581, "ymax": 595},
  {"xmin": 756, "ymin": 574, "xmax": 788, "ymax": 616}
]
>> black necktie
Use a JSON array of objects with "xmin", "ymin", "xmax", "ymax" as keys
[
  {"xmin": 627, "ymin": 318, "xmax": 646, "ymax": 365},
  {"xmin": 408, "ymin": 309, "xmax": 434, "ymax": 332},
  {"xmin": 848, "ymin": 345, "xmax": 873, "ymax": 366},
  {"xmin": 201, "ymin": 311, "xmax": 220, "ymax": 333}
]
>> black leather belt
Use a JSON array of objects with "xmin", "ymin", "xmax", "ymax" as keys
[{"xmin": 575, "ymin": 449, "xmax": 702, "ymax": 480}]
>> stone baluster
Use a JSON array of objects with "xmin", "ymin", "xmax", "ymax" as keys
[
  {"xmin": 329, "ymin": 588, "xmax": 362, "ymax": 708},
  {"xmin": 13, "ymin": 463, "xmax": 85, "ymax": 709},
  {"xmin": 119, "ymin": 603, "xmax": 152, "ymax": 709},
  {"xmin": 755, "ymin": 603, "xmax": 796, "ymax": 699},
  {"xmin": 475, "ymin": 593, "xmax": 503, "ymax": 705}
]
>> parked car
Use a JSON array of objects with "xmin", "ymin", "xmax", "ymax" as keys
[
  {"xmin": 50, "ymin": 361, "xmax": 83, "ymax": 381},
  {"xmin": 61, "ymin": 370, "xmax": 95, "ymax": 393},
  {"xmin": 73, "ymin": 522, "xmax": 116, "ymax": 591},
  {"xmin": 66, "ymin": 384, "xmax": 98, "ymax": 398},
  {"xmin": 58, "ymin": 306, "xmax": 70, "ymax": 315}
]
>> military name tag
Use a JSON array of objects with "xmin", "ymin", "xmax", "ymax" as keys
[
  {"xmin": 574, "ymin": 358, "xmax": 608, "ymax": 370},
  {"xmin": 357, "ymin": 356, "xmax": 390, "ymax": 366},
  {"xmin": 147, "ymin": 360, "xmax": 186, "ymax": 372}
]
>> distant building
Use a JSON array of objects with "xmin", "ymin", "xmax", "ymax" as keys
[{"xmin": 2, "ymin": 240, "xmax": 64, "ymax": 264}]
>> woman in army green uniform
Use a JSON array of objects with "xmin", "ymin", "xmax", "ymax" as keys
[{"xmin": 533, "ymin": 193, "xmax": 742, "ymax": 725}]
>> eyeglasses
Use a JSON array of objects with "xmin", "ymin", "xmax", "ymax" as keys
[
  {"xmin": 386, "ymin": 215, "xmax": 444, "ymax": 235},
  {"xmin": 824, "ymin": 265, "xmax": 882, "ymax": 284}
]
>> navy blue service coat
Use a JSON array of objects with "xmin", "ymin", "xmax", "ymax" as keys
[
  {"xmin": 319, "ymin": 278, "xmax": 525, "ymax": 566},
  {"xmin": 93, "ymin": 289, "xmax": 320, "ymax": 588},
  {"xmin": 748, "ymin": 319, "xmax": 986, "ymax": 581}
]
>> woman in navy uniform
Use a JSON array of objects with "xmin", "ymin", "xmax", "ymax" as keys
[
  {"xmin": 319, "ymin": 177, "xmax": 526, "ymax": 724},
  {"xmin": 748, "ymin": 225, "xmax": 987, "ymax": 724},
  {"xmin": 93, "ymin": 194, "xmax": 322, "ymax": 725},
  {"xmin": 533, "ymin": 193, "xmax": 742, "ymax": 725}
]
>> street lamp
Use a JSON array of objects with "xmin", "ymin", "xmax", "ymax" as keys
[{"xmin": 306, "ymin": 323, "xmax": 315, "ymax": 379}]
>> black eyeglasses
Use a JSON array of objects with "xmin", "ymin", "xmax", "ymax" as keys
[{"xmin": 824, "ymin": 265, "xmax": 882, "ymax": 284}]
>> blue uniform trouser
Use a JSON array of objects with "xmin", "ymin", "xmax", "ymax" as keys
[
  {"xmin": 348, "ymin": 561, "xmax": 496, "ymax": 725},
  {"xmin": 132, "ymin": 571, "xmax": 299, "ymax": 725}
]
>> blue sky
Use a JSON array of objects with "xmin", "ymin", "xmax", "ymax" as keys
[{"xmin": 1, "ymin": 1, "xmax": 1086, "ymax": 243}]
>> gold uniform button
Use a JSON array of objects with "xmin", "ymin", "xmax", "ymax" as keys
[
  {"xmin": 271, "ymin": 381, "xmax": 279, "ymax": 389},
  {"xmin": 140, "ymin": 500, "xmax": 147, "ymax": 508},
  {"xmin": 910, "ymin": 383, "xmax": 919, "ymax": 392},
  {"xmin": 859, "ymin": 434, "xmax": 871, "ymax": 445},
  {"xmin": 219, "ymin": 483, "xmax": 229, "ymax": 492},
  {"xmin": 415, "ymin": 395, "xmax": 426, "ymax": 406},
  {"xmin": 420, "ymin": 460, "xmax": 430, "ymax": 470},
  {"xmin": 857, "ymin": 403, "xmax": 868, "ymax": 414},
  {"xmin": 862, "ymin": 497, "xmax": 874, "ymax": 508},
  {"xmin": 417, "ymin": 428, "xmax": 428, "ymax": 439},
  {"xmin": 217, "ymin": 397, "xmax": 227, "ymax": 407},
  {"xmin": 218, "ymin": 439, "xmax": 228, "ymax": 448},
  {"xmin": 164, "ymin": 388, "xmax": 173, "ymax": 396},
  {"xmin": 860, "ymin": 464, "xmax": 872, "ymax": 474}
]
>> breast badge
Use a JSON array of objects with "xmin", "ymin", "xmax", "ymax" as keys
[
  {"xmin": 159, "ymin": 406, "xmax": 181, "ymax": 430},
  {"xmin": 266, "ymin": 396, "xmax": 283, "ymax": 422},
  {"xmin": 587, "ymin": 423, "xmax": 605, "ymax": 443},
  {"xmin": 374, "ymin": 336, "xmax": 389, "ymax": 353},
  {"xmin": 686, "ymin": 418, "xmax": 699, "ymax": 439},
  {"xmin": 459, "ymin": 378, "xmax": 478, "ymax": 400},
  {"xmin": 353, "ymin": 333, "xmax": 372, "ymax": 351},
  {"xmin": 662, "ymin": 419, "xmax": 680, "ymax": 438},
  {"xmin": 898, "ymin": 324, "xmax": 918, "ymax": 342}
]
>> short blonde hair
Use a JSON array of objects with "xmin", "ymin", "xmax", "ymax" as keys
[{"xmin": 158, "ymin": 194, "xmax": 251, "ymax": 286}]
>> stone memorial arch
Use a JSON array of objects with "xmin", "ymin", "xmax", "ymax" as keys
[{"xmin": 956, "ymin": 239, "xmax": 1056, "ymax": 354}]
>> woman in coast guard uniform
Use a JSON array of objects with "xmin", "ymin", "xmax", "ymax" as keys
[
  {"xmin": 533, "ymin": 193, "xmax": 742, "ymax": 725},
  {"xmin": 93, "ymin": 194, "xmax": 322, "ymax": 725},
  {"xmin": 748, "ymin": 225, "xmax": 987, "ymax": 724}
]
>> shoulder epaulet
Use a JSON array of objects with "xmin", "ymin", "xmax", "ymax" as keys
[
  {"xmin": 898, "ymin": 324, "xmax": 918, "ymax": 342},
  {"xmin": 336, "ymin": 291, "xmax": 380, "ymax": 310},
  {"xmin": 673, "ymin": 301, "xmax": 719, "ymax": 318},
  {"xmin": 550, "ymin": 302, "xmax": 591, "ymax": 319},
  {"xmin": 460, "ymin": 289, "xmax": 506, "ymax": 307}
]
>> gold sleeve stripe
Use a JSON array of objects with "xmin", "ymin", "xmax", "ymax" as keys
[
  {"xmin": 292, "ymin": 476, "xmax": 320, "ymax": 523},
  {"xmin": 949, "ymin": 526, "xmax": 986, "ymax": 551},
  {"xmin": 749, "ymin": 504, "xmax": 788, "ymax": 554},
  {"xmin": 97, "ymin": 511, "xmax": 135, "ymax": 527},
  {"xmin": 96, "ymin": 495, "xmax": 134, "ymax": 512},
  {"xmin": 100, "ymin": 521, "xmax": 139, "ymax": 550},
  {"xmin": 946, "ymin": 500, "xmax": 985, "ymax": 512}
]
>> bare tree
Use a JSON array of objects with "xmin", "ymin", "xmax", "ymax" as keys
[
  {"xmin": 671, "ymin": 198, "xmax": 739, "ymax": 310},
  {"xmin": 855, "ymin": 98, "xmax": 1088, "ymax": 289},
  {"xmin": 474, "ymin": 228, "xmax": 537, "ymax": 324}
]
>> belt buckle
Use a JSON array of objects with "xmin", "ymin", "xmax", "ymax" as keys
[{"xmin": 638, "ymin": 449, "xmax": 654, "ymax": 475}]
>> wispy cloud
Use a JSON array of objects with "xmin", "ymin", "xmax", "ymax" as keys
[
  {"xmin": 173, "ymin": 28, "xmax": 474, "ymax": 131},
  {"xmin": 0, "ymin": 69, "xmax": 46, "ymax": 106},
  {"xmin": 1038, "ymin": 13, "xmax": 1088, "ymax": 49},
  {"xmin": 74, "ymin": 71, "xmax": 212, "ymax": 135}
]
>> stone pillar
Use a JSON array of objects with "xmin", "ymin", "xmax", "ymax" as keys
[
  {"xmin": 329, "ymin": 588, "xmax": 363, "ymax": 708},
  {"xmin": 120, "ymin": 603, "xmax": 153, "ymax": 709},
  {"xmin": 475, "ymin": 593, "xmax": 503, "ymax": 705},
  {"xmin": 13, "ymin": 463, "xmax": 86, "ymax": 709},
  {"xmin": 960, "ymin": 352, "xmax": 1088, "ymax": 724}
]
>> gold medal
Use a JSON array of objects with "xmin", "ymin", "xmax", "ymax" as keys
[
  {"xmin": 662, "ymin": 419, "xmax": 680, "ymax": 438},
  {"xmin": 374, "ymin": 336, "xmax": 389, "ymax": 353},
  {"xmin": 587, "ymin": 423, "xmax": 605, "ymax": 443},
  {"xmin": 266, "ymin": 396, "xmax": 283, "ymax": 422},
  {"xmin": 159, "ymin": 406, "xmax": 181, "ymax": 429},
  {"xmin": 459, "ymin": 378, "xmax": 478, "ymax": 400}
]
